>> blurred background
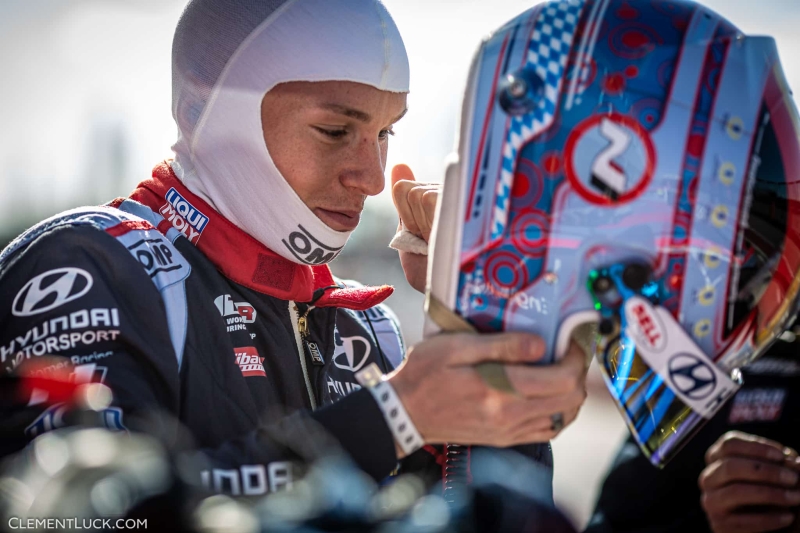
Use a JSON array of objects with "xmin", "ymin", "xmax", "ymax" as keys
[{"xmin": 2, "ymin": 0, "xmax": 800, "ymax": 528}]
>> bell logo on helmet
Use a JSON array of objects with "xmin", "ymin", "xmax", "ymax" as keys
[
  {"xmin": 565, "ymin": 113, "xmax": 656, "ymax": 205},
  {"xmin": 282, "ymin": 225, "xmax": 344, "ymax": 265},
  {"xmin": 12, "ymin": 268, "xmax": 93, "ymax": 317},
  {"xmin": 624, "ymin": 297, "xmax": 667, "ymax": 353}
]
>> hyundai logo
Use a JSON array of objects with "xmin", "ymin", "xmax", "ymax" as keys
[
  {"xmin": 332, "ymin": 334, "xmax": 371, "ymax": 373},
  {"xmin": 667, "ymin": 353, "xmax": 717, "ymax": 400},
  {"xmin": 12, "ymin": 268, "xmax": 93, "ymax": 317}
]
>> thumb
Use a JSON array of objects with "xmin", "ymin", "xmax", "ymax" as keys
[
  {"xmin": 448, "ymin": 332, "xmax": 546, "ymax": 366},
  {"xmin": 391, "ymin": 163, "xmax": 416, "ymax": 188}
]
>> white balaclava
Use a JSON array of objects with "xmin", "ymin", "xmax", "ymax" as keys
[{"xmin": 170, "ymin": 0, "xmax": 410, "ymax": 264}]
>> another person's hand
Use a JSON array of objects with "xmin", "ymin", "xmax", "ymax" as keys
[
  {"xmin": 699, "ymin": 431, "xmax": 800, "ymax": 533},
  {"xmin": 391, "ymin": 164, "xmax": 439, "ymax": 293},
  {"xmin": 388, "ymin": 332, "xmax": 588, "ymax": 458}
]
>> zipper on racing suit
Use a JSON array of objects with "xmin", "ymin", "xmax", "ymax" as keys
[
  {"xmin": 289, "ymin": 285, "xmax": 345, "ymax": 410},
  {"xmin": 290, "ymin": 301, "xmax": 318, "ymax": 410},
  {"xmin": 297, "ymin": 305, "xmax": 325, "ymax": 367}
]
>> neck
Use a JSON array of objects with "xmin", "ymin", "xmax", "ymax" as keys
[{"xmin": 126, "ymin": 161, "xmax": 392, "ymax": 309}]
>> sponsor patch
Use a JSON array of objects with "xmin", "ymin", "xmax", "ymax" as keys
[
  {"xmin": 625, "ymin": 299, "xmax": 666, "ymax": 352},
  {"xmin": 200, "ymin": 462, "xmax": 292, "ymax": 495},
  {"xmin": 24, "ymin": 362, "xmax": 125, "ymax": 436},
  {"xmin": 27, "ymin": 362, "xmax": 109, "ymax": 406},
  {"xmin": 26, "ymin": 405, "xmax": 124, "ymax": 438},
  {"xmin": 2, "ymin": 308, "xmax": 120, "ymax": 369},
  {"xmin": 12, "ymin": 268, "xmax": 93, "ymax": 317},
  {"xmin": 159, "ymin": 188, "xmax": 209, "ymax": 243},
  {"xmin": 332, "ymin": 328, "xmax": 371, "ymax": 373},
  {"xmin": 326, "ymin": 377, "xmax": 362, "ymax": 397},
  {"xmin": 282, "ymin": 225, "xmax": 343, "ymax": 265},
  {"xmin": 623, "ymin": 296, "xmax": 739, "ymax": 418},
  {"xmin": 728, "ymin": 388, "xmax": 787, "ymax": 423},
  {"xmin": 116, "ymin": 230, "xmax": 191, "ymax": 290},
  {"xmin": 744, "ymin": 358, "xmax": 800, "ymax": 377},
  {"xmin": 70, "ymin": 350, "xmax": 114, "ymax": 365},
  {"xmin": 215, "ymin": 295, "xmax": 257, "ymax": 332},
  {"xmin": 234, "ymin": 346, "xmax": 266, "ymax": 378}
]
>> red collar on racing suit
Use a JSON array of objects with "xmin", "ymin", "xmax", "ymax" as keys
[{"xmin": 122, "ymin": 161, "xmax": 393, "ymax": 310}]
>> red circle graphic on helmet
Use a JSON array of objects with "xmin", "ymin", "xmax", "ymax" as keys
[{"xmin": 564, "ymin": 113, "xmax": 656, "ymax": 206}]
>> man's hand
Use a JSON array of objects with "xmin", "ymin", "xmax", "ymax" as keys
[
  {"xmin": 387, "ymin": 332, "xmax": 588, "ymax": 458},
  {"xmin": 391, "ymin": 164, "xmax": 440, "ymax": 293},
  {"xmin": 699, "ymin": 431, "xmax": 800, "ymax": 533}
]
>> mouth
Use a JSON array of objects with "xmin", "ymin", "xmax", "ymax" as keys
[{"xmin": 314, "ymin": 208, "xmax": 361, "ymax": 231}]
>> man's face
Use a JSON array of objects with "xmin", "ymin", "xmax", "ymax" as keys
[{"xmin": 261, "ymin": 81, "xmax": 408, "ymax": 232}]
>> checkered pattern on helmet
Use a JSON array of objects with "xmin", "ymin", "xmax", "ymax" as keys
[{"xmin": 491, "ymin": 0, "xmax": 585, "ymax": 241}]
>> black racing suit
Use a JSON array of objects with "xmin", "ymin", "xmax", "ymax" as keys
[
  {"xmin": 0, "ymin": 161, "xmax": 553, "ymax": 497},
  {"xmin": 585, "ymin": 336, "xmax": 800, "ymax": 533}
]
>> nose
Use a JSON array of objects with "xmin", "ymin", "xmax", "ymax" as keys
[{"xmin": 339, "ymin": 135, "xmax": 386, "ymax": 196}]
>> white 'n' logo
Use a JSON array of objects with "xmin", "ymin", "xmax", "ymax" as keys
[{"xmin": 590, "ymin": 118, "xmax": 632, "ymax": 200}]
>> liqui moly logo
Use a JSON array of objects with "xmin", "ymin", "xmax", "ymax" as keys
[
  {"xmin": 235, "ymin": 347, "xmax": 266, "ymax": 378},
  {"xmin": 159, "ymin": 188, "xmax": 209, "ymax": 243}
]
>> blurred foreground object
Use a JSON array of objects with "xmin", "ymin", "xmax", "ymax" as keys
[
  {"xmin": 426, "ymin": 0, "xmax": 800, "ymax": 466},
  {"xmin": 0, "ymin": 432, "xmax": 577, "ymax": 532},
  {"xmin": 0, "ymin": 369, "xmax": 576, "ymax": 532}
]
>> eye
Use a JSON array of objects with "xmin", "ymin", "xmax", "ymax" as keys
[
  {"xmin": 314, "ymin": 127, "xmax": 347, "ymax": 139},
  {"xmin": 379, "ymin": 128, "xmax": 395, "ymax": 140}
]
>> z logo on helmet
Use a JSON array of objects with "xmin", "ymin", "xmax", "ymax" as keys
[
  {"xmin": 12, "ymin": 268, "xmax": 93, "ymax": 317},
  {"xmin": 565, "ymin": 113, "xmax": 656, "ymax": 205}
]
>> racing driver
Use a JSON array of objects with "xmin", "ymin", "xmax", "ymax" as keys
[{"xmin": 0, "ymin": 0, "xmax": 589, "ymax": 496}]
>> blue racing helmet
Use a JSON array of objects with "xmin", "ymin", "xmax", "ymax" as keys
[{"xmin": 427, "ymin": 0, "xmax": 800, "ymax": 465}]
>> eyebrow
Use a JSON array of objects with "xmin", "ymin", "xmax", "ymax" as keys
[{"xmin": 319, "ymin": 103, "xmax": 408, "ymax": 124}]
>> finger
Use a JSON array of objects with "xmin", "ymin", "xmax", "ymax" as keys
[
  {"xmin": 391, "ymin": 163, "xmax": 415, "ymax": 187},
  {"xmin": 503, "ymin": 405, "xmax": 583, "ymax": 446},
  {"xmin": 447, "ymin": 332, "xmax": 546, "ymax": 366},
  {"xmin": 395, "ymin": 183, "xmax": 439, "ymax": 240},
  {"xmin": 702, "ymin": 484, "xmax": 800, "ymax": 514},
  {"xmin": 391, "ymin": 164, "xmax": 416, "ymax": 232},
  {"xmin": 492, "ymin": 390, "xmax": 584, "ymax": 435},
  {"xmin": 708, "ymin": 513, "xmax": 795, "ymax": 533},
  {"xmin": 706, "ymin": 431, "xmax": 796, "ymax": 465},
  {"xmin": 507, "ymin": 389, "xmax": 586, "ymax": 426},
  {"xmin": 422, "ymin": 189, "xmax": 439, "ymax": 239},
  {"xmin": 506, "ymin": 418, "xmax": 559, "ymax": 445},
  {"xmin": 408, "ymin": 185, "xmax": 432, "ymax": 240},
  {"xmin": 392, "ymin": 180, "xmax": 421, "ymax": 236},
  {"xmin": 512, "ymin": 404, "xmax": 582, "ymax": 437},
  {"xmin": 505, "ymin": 341, "xmax": 587, "ymax": 398},
  {"xmin": 700, "ymin": 458, "xmax": 800, "ymax": 491}
]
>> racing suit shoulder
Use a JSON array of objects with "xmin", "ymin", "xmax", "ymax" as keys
[
  {"xmin": 0, "ymin": 206, "xmax": 191, "ymax": 375},
  {"xmin": 0, "ymin": 215, "xmax": 189, "ymax": 455}
]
